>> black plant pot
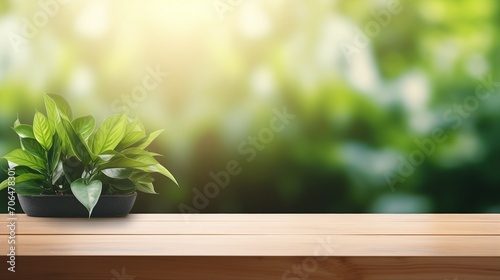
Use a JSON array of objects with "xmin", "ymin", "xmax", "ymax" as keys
[{"xmin": 18, "ymin": 193, "xmax": 137, "ymax": 217}]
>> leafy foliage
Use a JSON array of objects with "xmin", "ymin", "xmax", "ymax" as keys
[{"xmin": 1, "ymin": 94, "xmax": 178, "ymax": 217}]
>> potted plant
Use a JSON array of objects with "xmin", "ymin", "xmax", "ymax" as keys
[{"xmin": 0, "ymin": 94, "xmax": 178, "ymax": 217}]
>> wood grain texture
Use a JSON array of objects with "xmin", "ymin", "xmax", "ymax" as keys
[
  {"xmin": 1, "ymin": 214, "xmax": 499, "ymax": 278},
  {"xmin": 1, "ymin": 214, "xmax": 499, "ymax": 235},
  {"xmin": 1, "ymin": 214, "xmax": 499, "ymax": 256},
  {"xmin": 5, "ymin": 213, "xmax": 500, "ymax": 222},
  {"xmin": 2, "ymin": 256, "xmax": 499, "ymax": 280},
  {"xmin": 9, "ymin": 234, "xmax": 500, "ymax": 256},
  {"xmin": 2, "ymin": 220, "xmax": 500, "ymax": 235}
]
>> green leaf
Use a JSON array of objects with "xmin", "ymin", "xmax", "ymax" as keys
[
  {"xmin": 98, "ymin": 155, "xmax": 152, "ymax": 170},
  {"xmin": 56, "ymin": 125, "xmax": 72, "ymax": 156},
  {"xmin": 9, "ymin": 166, "xmax": 41, "ymax": 176},
  {"xmin": 13, "ymin": 124, "xmax": 35, "ymax": 138},
  {"xmin": 130, "ymin": 172, "xmax": 157, "ymax": 194},
  {"xmin": 0, "ymin": 173, "xmax": 45, "ymax": 194},
  {"xmin": 128, "ymin": 154, "xmax": 159, "ymax": 165},
  {"xmin": 135, "ymin": 182, "xmax": 157, "ymax": 194},
  {"xmin": 115, "ymin": 117, "xmax": 146, "ymax": 151},
  {"xmin": 44, "ymin": 94, "xmax": 72, "ymax": 155},
  {"xmin": 116, "ymin": 131, "xmax": 146, "ymax": 151},
  {"xmin": 98, "ymin": 152, "xmax": 117, "ymax": 162},
  {"xmin": 127, "ymin": 116, "xmax": 145, "ymax": 133},
  {"xmin": 135, "ymin": 129, "xmax": 164, "ymax": 149},
  {"xmin": 72, "ymin": 115, "xmax": 95, "ymax": 139},
  {"xmin": 130, "ymin": 172, "xmax": 155, "ymax": 184},
  {"xmin": 46, "ymin": 94, "xmax": 73, "ymax": 156},
  {"xmin": 135, "ymin": 164, "xmax": 178, "ymax": 186},
  {"xmin": 20, "ymin": 138, "xmax": 46, "ymax": 160},
  {"xmin": 63, "ymin": 157, "xmax": 84, "ymax": 183},
  {"xmin": 90, "ymin": 114, "xmax": 128, "ymax": 155},
  {"xmin": 121, "ymin": 147, "xmax": 161, "ymax": 157},
  {"xmin": 52, "ymin": 161, "xmax": 64, "ymax": 185},
  {"xmin": 15, "ymin": 173, "xmax": 46, "ymax": 184},
  {"xmin": 154, "ymin": 164, "xmax": 178, "ymax": 186},
  {"xmin": 33, "ymin": 112, "xmax": 54, "ymax": 150},
  {"xmin": 48, "ymin": 94, "xmax": 72, "ymax": 120},
  {"xmin": 70, "ymin": 179, "xmax": 102, "ymax": 217},
  {"xmin": 3, "ymin": 149, "xmax": 46, "ymax": 173},
  {"xmin": 102, "ymin": 168, "xmax": 132, "ymax": 179},
  {"xmin": 15, "ymin": 180, "xmax": 44, "ymax": 195},
  {"xmin": 0, "ymin": 179, "xmax": 8, "ymax": 191},
  {"xmin": 44, "ymin": 94, "xmax": 60, "ymax": 125},
  {"xmin": 60, "ymin": 117, "xmax": 93, "ymax": 164},
  {"xmin": 108, "ymin": 179, "xmax": 136, "ymax": 194},
  {"xmin": 14, "ymin": 116, "xmax": 21, "ymax": 128},
  {"xmin": 48, "ymin": 134, "xmax": 62, "ymax": 173}
]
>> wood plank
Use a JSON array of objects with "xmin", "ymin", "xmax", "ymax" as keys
[
  {"xmin": 5, "ymin": 235, "xmax": 500, "ymax": 256},
  {"xmin": 2, "ymin": 220, "xmax": 499, "ymax": 235},
  {"xmin": 2, "ymin": 256, "xmax": 500, "ymax": 280},
  {"xmin": 1, "ymin": 214, "xmax": 499, "ymax": 235},
  {"xmin": 2, "ymin": 214, "xmax": 498, "ymax": 257},
  {"xmin": 4, "ymin": 213, "xmax": 500, "ymax": 223},
  {"xmin": 2, "ymin": 214, "xmax": 498, "ymax": 278}
]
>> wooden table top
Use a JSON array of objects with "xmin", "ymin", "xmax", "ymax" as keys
[{"xmin": 1, "ymin": 214, "xmax": 499, "ymax": 257}]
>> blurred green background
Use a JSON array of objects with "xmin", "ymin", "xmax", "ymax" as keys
[{"xmin": 0, "ymin": 0, "xmax": 499, "ymax": 213}]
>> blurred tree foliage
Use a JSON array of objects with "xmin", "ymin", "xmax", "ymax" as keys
[{"xmin": 0, "ymin": 0, "xmax": 499, "ymax": 213}]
